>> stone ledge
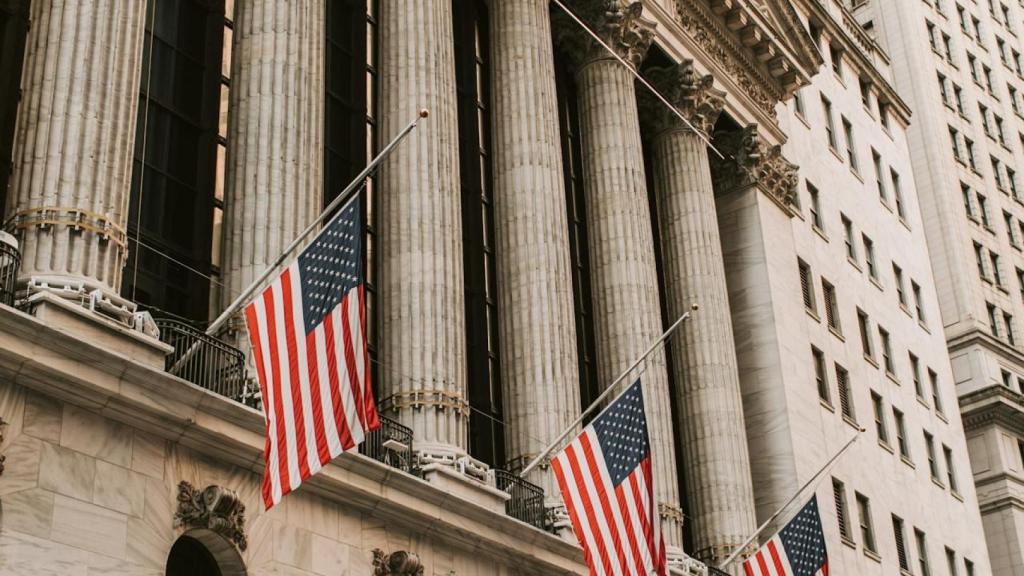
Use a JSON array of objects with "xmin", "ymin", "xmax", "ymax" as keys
[{"xmin": 0, "ymin": 303, "xmax": 586, "ymax": 574}]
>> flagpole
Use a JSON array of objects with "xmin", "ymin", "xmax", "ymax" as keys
[
  {"xmin": 519, "ymin": 305, "xmax": 698, "ymax": 478},
  {"xmin": 205, "ymin": 109, "xmax": 429, "ymax": 337},
  {"xmin": 717, "ymin": 427, "xmax": 865, "ymax": 570}
]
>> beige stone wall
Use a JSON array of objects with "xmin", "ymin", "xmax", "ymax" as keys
[{"xmin": 0, "ymin": 379, "xmax": 552, "ymax": 576}]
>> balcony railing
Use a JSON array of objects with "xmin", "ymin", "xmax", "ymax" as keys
[
  {"xmin": 155, "ymin": 318, "xmax": 250, "ymax": 403},
  {"xmin": 494, "ymin": 469, "xmax": 546, "ymax": 530},
  {"xmin": 359, "ymin": 416, "xmax": 414, "ymax": 473},
  {"xmin": 0, "ymin": 233, "xmax": 20, "ymax": 307}
]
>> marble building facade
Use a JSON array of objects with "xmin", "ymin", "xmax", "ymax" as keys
[
  {"xmin": 853, "ymin": 0, "xmax": 1024, "ymax": 574},
  {"xmin": 0, "ymin": 0, "xmax": 996, "ymax": 575}
]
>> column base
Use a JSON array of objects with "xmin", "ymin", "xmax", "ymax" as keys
[
  {"xmin": 25, "ymin": 290, "xmax": 171, "ymax": 370},
  {"xmin": 416, "ymin": 443, "xmax": 509, "ymax": 513}
]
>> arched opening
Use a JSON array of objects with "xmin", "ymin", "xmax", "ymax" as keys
[{"xmin": 165, "ymin": 529, "xmax": 246, "ymax": 576}]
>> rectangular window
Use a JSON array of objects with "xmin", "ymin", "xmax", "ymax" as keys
[
  {"xmin": 926, "ymin": 431, "xmax": 940, "ymax": 482},
  {"xmin": 894, "ymin": 264, "xmax": 907, "ymax": 306},
  {"xmin": 858, "ymin": 309, "xmax": 874, "ymax": 360},
  {"xmin": 978, "ymin": 193, "xmax": 990, "ymax": 226},
  {"xmin": 856, "ymin": 493, "xmax": 877, "ymax": 553},
  {"xmin": 813, "ymin": 347, "xmax": 830, "ymax": 404},
  {"xmin": 864, "ymin": 235, "xmax": 877, "ymax": 279},
  {"xmin": 963, "ymin": 183, "xmax": 974, "ymax": 217},
  {"xmin": 989, "ymin": 302, "xmax": 1000, "ymax": 336},
  {"xmin": 895, "ymin": 408, "xmax": 911, "ymax": 460},
  {"xmin": 880, "ymin": 327, "xmax": 894, "ymax": 374},
  {"xmin": 872, "ymin": 391, "xmax": 889, "ymax": 445},
  {"xmin": 842, "ymin": 214, "xmax": 856, "ymax": 261},
  {"xmin": 822, "ymin": 96, "xmax": 837, "ymax": 150},
  {"xmin": 837, "ymin": 364, "xmax": 855, "ymax": 422},
  {"xmin": 944, "ymin": 445, "xmax": 959, "ymax": 493},
  {"xmin": 873, "ymin": 150, "xmax": 888, "ymax": 203},
  {"xmin": 947, "ymin": 548, "xmax": 959, "ymax": 576},
  {"xmin": 823, "ymin": 280, "xmax": 841, "ymax": 334},
  {"xmin": 930, "ymin": 369, "xmax": 944, "ymax": 415},
  {"xmin": 830, "ymin": 45, "xmax": 844, "ymax": 78},
  {"xmin": 892, "ymin": 169, "xmax": 906, "ymax": 219},
  {"xmin": 1005, "ymin": 311, "xmax": 1016, "ymax": 345},
  {"xmin": 799, "ymin": 258, "xmax": 816, "ymax": 313},
  {"xmin": 992, "ymin": 252, "xmax": 1004, "ymax": 286},
  {"xmin": 916, "ymin": 528, "xmax": 932, "ymax": 576},
  {"xmin": 809, "ymin": 182, "xmax": 823, "ymax": 230},
  {"xmin": 843, "ymin": 117, "xmax": 859, "ymax": 172},
  {"xmin": 911, "ymin": 353, "xmax": 925, "ymax": 400},
  {"xmin": 833, "ymin": 478, "xmax": 853, "ymax": 542},
  {"xmin": 894, "ymin": 515, "xmax": 910, "ymax": 571},
  {"xmin": 966, "ymin": 558, "xmax": 975, "ymax": 576},
  {"xmin": 1007, "ymin": 211, "xmax": 1018, "ymax": 246},
  {"xmin": 912, "ymin": 281, "xmax": 926, "ymax": 324},
  {"xmin": 794, "ymin": 89, "xmax": 805, "ymax": 117},
  {"xmin": 975, "ymin": 242, "xmax": 988, "ymax": 279},
  {"xmin": 951, "ymin": 126, "xmax": 963, "ymax": 162}
]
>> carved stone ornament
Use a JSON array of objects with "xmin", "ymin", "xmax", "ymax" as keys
[
  {"xmin": 711, "ymin": 124, "xmax": 799, "ymax": 212},
  {"xmin": 174, "ymin": 481, "xmax": 248, "ymax": 551},
  {"xmin": 0, "ymin": 416, "xmax": 7, "ymax": 476},
  {"xmin": 640, "ymin": 60, "xmax": 726, "ymax": 137},
  {"xmin": 675, "ymin": 0, "xmax": 781, "ymax": 119},
  {"xmin": 372, "ymin": 549, "xmax": 425, "ymax": 576},
  {"xmin": 555, "ymin": 1, "xmax": 655, "ymax": 68}
]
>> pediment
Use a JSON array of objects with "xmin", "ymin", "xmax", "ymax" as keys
[{"xmin": 676, "ymin": 0, "xmax": 823, "ymax": 119}]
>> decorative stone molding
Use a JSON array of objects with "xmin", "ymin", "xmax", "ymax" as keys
[
  {"xmin": 379, "ymin": 389, "xmax": 470, "ymax": 419},
  {"xmin": 373, "ymin": 549, "xmax": 425, "ymax": 576},
  {"xmin": 640, "ymin": 61, "xmax": 726, "ymax": 137},
  {"xmin": 554, "ymin": 1, "xmax": 655, "ymax": 68},
  {"xmin": 174, "ymin": 481, "xmax": 248, "ymax": 551},
  {"xmin": 710, "ymin": 124, "xmax": 799, "ymax": 214}
]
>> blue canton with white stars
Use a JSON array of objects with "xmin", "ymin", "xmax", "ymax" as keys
[
  {"xmin": 778, "ymin": 496, "xmax": 828, "ymax": 576},
  {"xmin": 297, "ymin": 200, "xmax": 363, "ymax": 335},
  {"xmin": 592, "ymin": 380, "xmax": 650, "ymax": 488}
]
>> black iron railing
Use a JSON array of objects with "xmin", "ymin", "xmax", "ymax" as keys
[
  {"xmin": 359, "ymin": 416, "xmax": 414, "ymax": 473},
  {"xmin": 156, "ymin": 319, "xmax": 248, "ymax": 403},
  {"xmin": 495, "ymin": 469, "xmax": 546, "ymax": 530},
  {"xmin": 0, "ymin": 235, "xmax": 19, "ymax": 307}
]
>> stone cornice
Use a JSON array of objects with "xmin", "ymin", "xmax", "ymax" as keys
[
  {"xmin": 555, "ymin": 1, "xmax": 656, "ymax": 69},
  {"xmin": 710, "ymin": 123, "xmax": 799, "ymax": 214},
  {"xmin": 959, "ymin": 384, "xmax": 1024, "ymax": 436},
  {"xmin": 0, "ymin": 304, "xmax": 587, "ymax": 575},
  {"xmin": 672, "ymin": 0, "xmax": 820, "ymax": 120},
  {"xmin": 791, "ymin": 0, "xmax": 913, "ymax": 124},
  {"xmin": 639, "ymin": 60, "xmax": 727, "ymax": 137},
  {"xmin": 946, "ymin": 328, "xmax": 1024, "ymax": 367}
]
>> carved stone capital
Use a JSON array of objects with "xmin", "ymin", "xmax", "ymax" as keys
[
  {"xmin": 373, "ymin": 549, "xmax": 425, "ymax": 576},
  {"xmin": 174, "ymin": 481, "xmax": 248, "ymax": 551},
  {"xmin": 640, "ymin": 61, "xmax": 726, "ymax": 137},
  {"xmin": 711, "ymin": 124, "xmax": 799, "ymax": 213},
  {"xmin": 555, "ymin": 1, "xmax": 655, "ymax": 69}
]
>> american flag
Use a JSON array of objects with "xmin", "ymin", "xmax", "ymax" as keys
[
  {"xmin": 552, "ymin": 380, "xmax": 666, "ymax": 576},
  {"xmin": 742, "ymin": 496, "xmax": 829, "ymax": 576},
  {"xmin": 244, "ymin": 198, "xmax": 379, "ymax": 510}
]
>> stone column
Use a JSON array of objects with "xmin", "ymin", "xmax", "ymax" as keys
[
  {"xmin": 562, "ymin": 1, "xmax": 684, "ymax": 552},
  {"xmin": 643, "ymin": 63, "xmax": 757, "ymax": 565},
  {"xmin": 488, "ymin": 0, "xmax": 581, "ymax": 503},
  {"xmin": 377, "ymin": 1, "xmax": 468, "ymax": 463},
  {"xmin": 6, "ymin": 0, "xmax": 147, "ymax": 295},
  {"xmin": 222, "ymin": 0, "xmax": 325, "ymax": 309}
]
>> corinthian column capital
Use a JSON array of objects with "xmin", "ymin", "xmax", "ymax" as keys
[
  {"xmin": 556, "ymin": 1, "xmax": 655, "ymax": 68},
  {"xmin": 711, "ymin": 124, "xmax": 800, "ymax": 212},
  {"xmin": 641, "ymin": 61, "xmax": 727, "ymax": 137}
]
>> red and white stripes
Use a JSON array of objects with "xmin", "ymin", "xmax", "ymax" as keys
[{"xmin": 245, "ymin": 263, "xmax": 377, "ymax": 509}]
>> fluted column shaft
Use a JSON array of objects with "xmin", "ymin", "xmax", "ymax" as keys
[
  {"xmin": 7, "ymin": 0, "xmax": 146, "ymax": 293},
  {"xmin": 652, "ymin": 127, "xmax": 757, "ymax": 563},
  {"xmin": 378, "ymin": 1, "xmax": 468, "ymax": 458},
  {"xmin": 222, "ymin": 0, "xmax": 324, "ymax": 329},
  {"xmin": 575, "ymin": 57, "xmax": 683, "ymax": 549},
  {"xmin": 489, "ymin": 0, "xmax": 581, "ymax": 497}
]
